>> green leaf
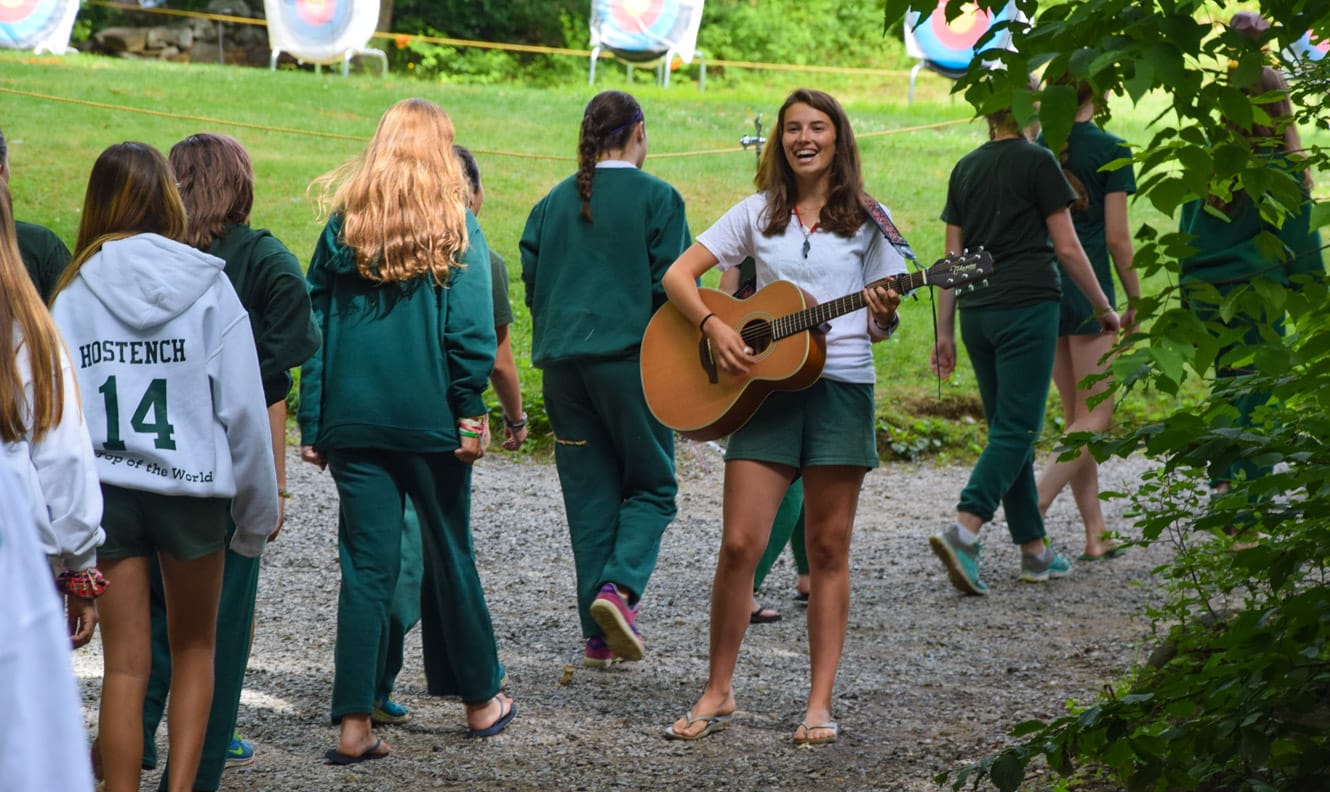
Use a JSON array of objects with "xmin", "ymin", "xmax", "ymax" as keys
[
  {"xmin": 1309, "ymin": 201, "xmax": 1330, "ymax": 231},
  {"xmin": 989, "ymin": 749, "xmax": 1027, "ymax": 792},
  {"xmin": 1218, "ymin": 86, "xmax": 1254, "ymax": 132},
  {"xmin": 1039, "ymin": 83, "xmax": 1078, "ymax": 153}
]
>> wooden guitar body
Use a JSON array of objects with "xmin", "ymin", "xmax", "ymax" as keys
[{"xmin": 640, "ymin": 281, "xmax": 826, "ymax": 442}]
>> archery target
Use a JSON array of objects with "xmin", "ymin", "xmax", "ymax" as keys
[
  {"xmin": 907, "ymin": 1, "xmax": 1018, "ymax": 73},
  {"xmin": 0, "ymin": 0, "xmax": 76, "ymax": 52},
  {"xmin": 595, "ymin": 0, "xmax": 689, "ymax": 60},
  {"xmin": 271, "ymin": 0, "xmax": 354, "ymax": 51},
  {"xmin": 1285, "ymin": 29, "xmax": 1327, "ymax": 62}
]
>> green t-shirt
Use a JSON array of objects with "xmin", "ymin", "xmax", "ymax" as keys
[
  {"xmin": 16, "ymin": 220, "xmax": 71, "ymax": 303},
  {"xmin": 520, "ymin": 166, "xmax": 691, "ymax": 367},
  {"xmin": 209, "ymin": 224, "xmax": 322, "ymax": 406},
  {"xmin": 941, "ymin": 138, "xmax": 1077, "ymax": 309},
  {"xmin": 490, "ymin": 249, "xmax": 513, "ymax": 327},
  {"xmin": 1040, "ymin": 121, "xmax": 1136, "ymax": 292}
]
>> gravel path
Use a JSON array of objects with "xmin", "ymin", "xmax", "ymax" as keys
[{"xmin": 73, "ymin": 442, "xmax": 1166, "ymax": 791}]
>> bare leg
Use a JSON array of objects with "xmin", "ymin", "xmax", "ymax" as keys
[
  {"xmin": 158, "ymin": 550, "xmax": 225, "ymax": 792},
  {"xmin": 1036, "ymin": 333, "xmax": 1119, "ymax": 556},
  {"xmin": 798, "ymin": 465, "xmax": 865, "ymax": 742},
  {"xmin": 97, "ymin": 556, "xmax": 152, "ymax": 792},
  {"xmin": 671, "ymin": 460, "xmax": 794, "ymax": 737}
]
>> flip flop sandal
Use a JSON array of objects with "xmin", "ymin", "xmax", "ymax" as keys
[
  {"xmin": 749, "ymin": 604, "xmax": 782, "ymax": 623},
  {"xmin": 466, "ymin": 697, "xmax": 517, "ymax": 738},
  {"xmin": 794, "ymin": 721, "xmax": 839, "ymax": 746},
  {"xmin": 324, "ymin": 738, "xmax": 390, "ymax": 765},
  {"xmin": 663, "ymin": 710, "xmax": 735, "ymax": 740}
]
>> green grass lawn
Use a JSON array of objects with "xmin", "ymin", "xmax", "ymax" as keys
[{"xmin": 6, "ymin": 51, "xmax": 1312, "ymax": 458}]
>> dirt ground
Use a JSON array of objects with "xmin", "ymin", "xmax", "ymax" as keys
[{"xmin": 73, "ymin": 445, "xmax": 1163, "ymax": 790}]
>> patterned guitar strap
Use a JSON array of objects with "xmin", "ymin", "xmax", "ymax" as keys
[{"xmin": 861, "ymin": 193, "xmax": 944, "ymax": 397}]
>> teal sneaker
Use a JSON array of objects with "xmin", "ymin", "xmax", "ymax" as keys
[
  {"xmin": 372, "ymin": 695, "xmax": 411, "ymax": 725},
  {"xmin": 929, "ymin": 525, "xmax": 988, "ymax": 595},
  {"xmin": 224, "ymin": 732, "xmax": 255, "ymax": 769},
  {"xmin": 1020, "ymin": 549, "xmax": 1072, "ymax": 582}
]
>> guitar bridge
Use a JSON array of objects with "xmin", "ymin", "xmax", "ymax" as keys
[{"xmin": 699, "ymin": 337, "xmax": 719, "ymax": 385}]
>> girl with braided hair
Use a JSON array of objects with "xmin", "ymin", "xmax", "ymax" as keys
[{"xmin": 520, "ymin": 90, "xmax": 691, "ymax": 668}]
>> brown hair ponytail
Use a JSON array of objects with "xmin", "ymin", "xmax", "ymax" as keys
[{"xmin": 576, "ymin": 90, "xmax": 643, "ymax": 223}]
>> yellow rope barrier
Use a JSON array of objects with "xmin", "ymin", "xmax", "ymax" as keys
[
  {"xmin": 83, "ymin": 0, "xmax": 915, "ymax": 77},
  {"xmin": 0, "ymin": 83, "xmax": 970, "ymax": 161}
]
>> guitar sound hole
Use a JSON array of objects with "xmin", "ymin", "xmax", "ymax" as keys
[{"xmin": 740, "ymin": 319, "xmax": 773, "ymax": 354}]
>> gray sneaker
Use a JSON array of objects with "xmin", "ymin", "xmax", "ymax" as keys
[
  {"xmin": 1020, "ymin": 549, "xmax": 1072, "ymax": 582},
  {"xmin": 929, "ymin": 525, "xmax": 988, "ymax": 595}
]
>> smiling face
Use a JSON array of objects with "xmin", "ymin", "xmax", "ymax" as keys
[{"xmin": 781, "ymin": 102, "xmax": 837, "ymax": 184}]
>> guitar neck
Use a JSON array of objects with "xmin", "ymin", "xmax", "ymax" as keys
[{"xmin": 772, "ymin": 270, "xmax": 928, "ymax": 340}]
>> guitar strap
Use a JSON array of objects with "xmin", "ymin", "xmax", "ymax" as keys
[
  {"xmin": 862, "ymin": 194, "xmax": 944, "ymax": 398},
  {"xmin": 860, "ymin": 193, "xmax": 918, "ymax": 264}
]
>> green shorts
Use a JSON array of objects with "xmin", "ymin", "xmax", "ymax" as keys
[
  {"xmin": 725, "ymin": 379, "xmax": 878, "ymax": 470},
  {"xmin": 99, "ymin": 483, "xmax": 229, "ymax": 561}
]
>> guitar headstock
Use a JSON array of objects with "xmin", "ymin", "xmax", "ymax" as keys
[{"xmin": 928, "ymin": 247, "xmax": 994, "ymax": 292}]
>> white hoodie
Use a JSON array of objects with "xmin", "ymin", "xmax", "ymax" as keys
[
  {"xmin": 50, "ymin": 234, "xmax": 276, "ymax": 557},
  {"xmin": 4, "ymin": 332, "xmax": 104, "ymax": 572}
]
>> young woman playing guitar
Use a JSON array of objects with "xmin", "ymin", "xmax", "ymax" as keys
[{"xmin": 660, "ymin": 88, "xmax": 907, "ymax": 746}]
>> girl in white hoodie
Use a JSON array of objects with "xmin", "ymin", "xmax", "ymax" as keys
[{"xmin": 50, "ymin": 142, "xmax": 278, "ymax": 792}]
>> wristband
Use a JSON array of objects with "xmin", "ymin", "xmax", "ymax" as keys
[
  {"xmin": 873, "ymin": 312, "xmax": 900, "ymax": 333},
  {"xmin": 459, "ymin": 429, "xmax": 482, "ymax": 438},
  {"xmin": 504, "ymin": 412, "xmax": 528, "ymax": 430},
  {"xmin": 278, "ymin": 488, "xmax": 292, "ymax": 499},
  {"xmin": 57, "ymin": 568, "xmax": 109, "ymax": 599},
  {"xmin": 699, "ymin": 312, "xmax": 716, "ymax": 332}
]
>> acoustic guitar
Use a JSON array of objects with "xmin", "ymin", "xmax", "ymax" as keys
[{"xmin": 640, "ymin": 250, "xmax": 993, "ymax": 441}]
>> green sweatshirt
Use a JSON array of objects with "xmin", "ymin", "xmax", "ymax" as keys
[
  {"xmin": 1178, "ymin": 153, "xmax": 1325, "ymax": 287},
  {"xmin": 520, "ymin": 166, "xmax": 690, "ymax": 367},
  {"xmin": 16, "ymin": 220, "xmax": 71, "ymax": 303},
  {"xmin": 298, "ymin": 211, "xmax": 496, "ymax": 452},
  {"xmin": 210, "ymin": 224, "xmax": 321, "ymax": 407}
]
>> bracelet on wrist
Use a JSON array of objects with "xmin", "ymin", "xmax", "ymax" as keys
[
  {"xmin": 57, "ymin": 568, "xmax": 109, "ymax": 599},
  {"xmin": 698, "ymin": 312, "xmax": 716, "ymax": 332},
  {"xmin": 278, "ymin": 488, "xmax": 291, "ymax": 499},
  {"xmin": 504, "ymin": 412, "xmax": 528, "ymax": 430},
  {"xmin": 873, "ymin": 312, "xmax": 900, "ymax": 332},
  {"xmin": 459, "ymin": 429, "xmax": 482, "ymax": 438}
]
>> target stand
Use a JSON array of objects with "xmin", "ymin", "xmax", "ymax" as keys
[
  {"xmin": 588, "ymin": 0, "xmax": 706, "ymax": 90},
  {"xmin": 264, "ymin": 0, "xmax": 386, "ymax": 77},
  {"xmin": 0, "ymin": 0, "xmax": 80, "ymax": 55}
]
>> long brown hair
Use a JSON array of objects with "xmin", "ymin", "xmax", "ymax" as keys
[
  {"xmin": 1051, "ymin": 76, "xmax": 1095, "ymax": 212},
  {"xmin": 311, "ymin": 98, "xmax": 469, "ymax": 285},
  {"xmin": 755, "ymin": 88, "xmax": 865, "ymax": 237},
  {"xmin": 170, "ymin": 133, "xmax": 254, "ymax": 249},
  {"xmin": 576, "ymin": 90, "xmax": 643, "ymax": 223},
  {"xmin": 53, "ymin": 142, "xmax": 188, "ymax": 297},
  {"xmin": 0, "ymin": 182, "xmax": 69, "ymax": 443}
]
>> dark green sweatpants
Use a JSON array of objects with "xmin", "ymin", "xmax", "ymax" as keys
[
  {"xmin": 141, "ymin": 524, "xmax": 257, "ymax": 792},
  {"xmin": 327, "ymin": 449, "xmax": 502, "ymax": 716},
  {"xmin": 542, "ymin": 358, "xmax": 677, "ymax": 638},
  {"xmin": 377, "ymin": 501, "xmax": 423, "ymax": 701},
  {"xmin": 957, "ymin": 302, "xmax": 1059, "ymax": 545}
]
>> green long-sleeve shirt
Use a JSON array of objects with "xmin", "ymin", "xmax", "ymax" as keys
[
  {"xmin": 210, "ymin": 224, "xmax": 321, "ymax": 407},
  {"xmin": 299, "ymin": 211, "xmax": 496, "ymax": 452},
  {"xmin": 17, "ymin": 220, "xmax": 71, "ymax": 303},
  {"xmin": 520, "ymin": 166, "xmax": 690, "ymax": 367}
]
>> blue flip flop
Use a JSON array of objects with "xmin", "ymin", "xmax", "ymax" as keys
[
  {"xmin": 324, "ymin": 738, "xmax": 389, "ymax": 765},
  {"xmin": 466, "ymin": 697, "xmax": 516, "ymax": 738}
]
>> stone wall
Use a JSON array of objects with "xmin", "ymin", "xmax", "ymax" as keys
[{"xmin": 82, "ymin": 1, "xmax": 287, "ymax": 68}]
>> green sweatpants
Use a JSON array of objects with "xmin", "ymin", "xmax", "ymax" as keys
[
  {"xmin": 141, "ymin": 523, "xmax": 258, "ymax": 792},
  {"xmin": 542, "ymin": 358, "xmax": 677, "ymax": 638},
  {"xmin": 377, "ymin": 501, "xmax": 423, "ymax": 701},
  {"xmin": 327, "ymin": 449, "xmax": 502, "ymax": 716},
  {"xmin": 957, "ymin": 302, "xmax": 1059, "ymax": 545},
  {"xmin": 753, "ymin": 478, "xmax": 807, "ymax": 593}
]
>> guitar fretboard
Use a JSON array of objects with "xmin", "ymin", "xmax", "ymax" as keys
[{"xmin": 769, "ymin": 270, "xmax": 928, "ymax": 341}]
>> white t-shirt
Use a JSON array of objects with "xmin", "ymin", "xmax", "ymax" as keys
[{"xmin": 697, "ymin": 192, "xmax": 907, "ymax": 384}]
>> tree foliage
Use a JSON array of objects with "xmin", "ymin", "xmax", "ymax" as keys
[{"xmin": 882, "ymin": 0, "xmax": 1330, "ymax": 788}]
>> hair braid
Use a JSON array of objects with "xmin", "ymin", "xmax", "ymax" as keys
[{"xmin": 575, "ymin": 91, "xmax": 643, "ymax": 223}]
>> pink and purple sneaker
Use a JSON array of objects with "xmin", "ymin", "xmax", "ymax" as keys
[{"xmin": 588, "ymin": 583, "xmax": 644, "ymax": 661}]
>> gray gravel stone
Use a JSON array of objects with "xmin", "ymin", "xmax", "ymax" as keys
[{"xmin": 72, "ymin": 441, "xmax": 1165, "ymax": 790}]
